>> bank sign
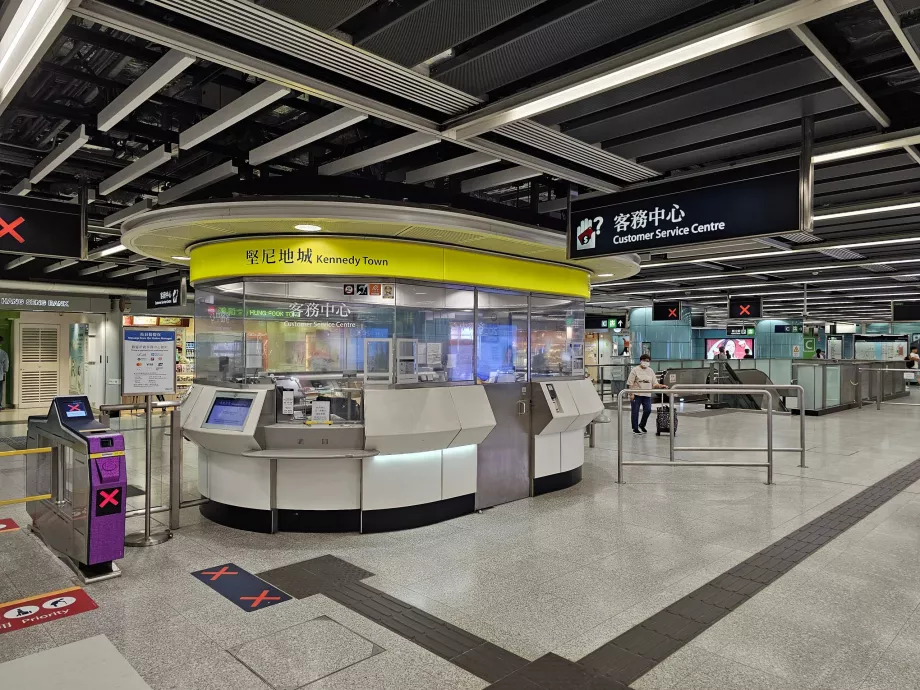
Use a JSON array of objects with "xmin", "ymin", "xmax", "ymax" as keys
[{"xmin": 569, "ymin": 169, "xmax": 799, "ymax": 258}]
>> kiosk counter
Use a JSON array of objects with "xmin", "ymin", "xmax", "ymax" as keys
[{"xmin": 169, "ymin": 234, "xmax": 603, "ymax": 533}]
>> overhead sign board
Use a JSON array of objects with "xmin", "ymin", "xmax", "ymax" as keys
[
  {"xmin": 569, "ymin": 166, "xmax": 799, "ymax": 258},
  {"xmin": 652, "ymin": 300, "xmax": 682, "ymax": 321},
  {"xmin": 774, "ymin": 324, "xmax": 803, "ymax": 334},
  {"xmin": 727, "ymin": 325, "xmax": 756, "ymax": 337},
  {"xmin": 728, "ymin": 296, "xmax": 762, "ymax": 320},
  {"xmin": 0, "ymin": 193, "xmax": 82, "ymax": 259},
  {"xmin": 585, "ymin": 315, "xmax": 626, "ymax": 329},
  {"xmin": 892, "ymin": 301, "xmax": 920, "ymax": 321},
  {"xmin": 146, "ymin": 278, "xmax": 187, "ymax": 309}
]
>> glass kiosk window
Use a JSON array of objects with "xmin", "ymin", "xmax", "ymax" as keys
[{"xmin": 202, "ymin": 392, "xmax": 257, "ymax": 430}]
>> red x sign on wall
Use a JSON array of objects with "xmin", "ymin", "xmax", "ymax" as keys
[{"xmin": 0, "ymin": 216, "xmax": 24, "ymax": 243}]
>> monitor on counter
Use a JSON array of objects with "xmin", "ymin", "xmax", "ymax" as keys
[{"xmin": 202, "ymin": 391, "xmax": 257, "ymax": 430}]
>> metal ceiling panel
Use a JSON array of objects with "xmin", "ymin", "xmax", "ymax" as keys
[
  {"xmin": 815, "ymin": 151, "xmax": 914, "ymax": 181},
  {"xmin": 627, "ymin": 109, "xmax": 872, "ymax": 173},
  {"xmin": 256, "ymin": 0, "xmax": 377, "ymax": 31},
  {"xmin": 358, "ymin": 0, "xmax": 545, "ymax": 68},
  {"xmin": 563, "ymin": 56, "xmax": 829, "ymax": 144},
  {"xmin": 816, "ymin": 178, "xmax": 920, "ymax": 206},
  {"xmin": 815, "ymin": 165, "xmax": 920, "ymax": 196},
  {"xmin": 433, "ymin": 0, "xmax": 712, "ymax": 96},
  {"xmin": 607, "ymin": 87, "xmax": 856, "ymax": 161},
  {"xmin": 536, "ymin": 32, "xmax": 802, "ymax": 127}
]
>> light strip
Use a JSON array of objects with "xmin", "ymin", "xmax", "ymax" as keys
[{"xmin": 814, "ymin": 201, "xmax": 920, "ymax": 221}]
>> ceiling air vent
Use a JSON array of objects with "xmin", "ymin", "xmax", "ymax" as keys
[
  {"xmin": 818, "ymin": 248, "xmax": 864, "ymax": 260},
  {"xmin": 780, "ymin": 232, "xmax": 822, "ymax": 243},
  {"xmin": 862, "ymin": 264, "xmax": 896, "ymax": 272}
]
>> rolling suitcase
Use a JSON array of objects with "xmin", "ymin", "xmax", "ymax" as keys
[{"xmin": 655, "ymin": 404, "xmax": 677, "ymax": 436}]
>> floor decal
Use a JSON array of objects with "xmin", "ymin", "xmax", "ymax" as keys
[
  {"xmin": 0, "ymin": 587, "xmax": 97, "ymax": 634},
  {"xmin": 192, "ymin": 562, "xmax": 291, "ymax": 612}
]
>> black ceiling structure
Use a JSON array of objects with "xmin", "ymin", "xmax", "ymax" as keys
[{"xmin": 2, "ymin": 0, "xmax": 920, "ymax": 320}]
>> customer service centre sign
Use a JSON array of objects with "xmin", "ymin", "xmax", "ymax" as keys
[{"xmin": 569, "ymin": 167, "xmax": 799, "ymax": 258}]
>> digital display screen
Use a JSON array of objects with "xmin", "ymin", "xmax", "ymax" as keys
[
  {"xmin": 64, "ymin": 400, "xmax": 88, "ymax": 418},
  {"xmin": 728, "ymin": 296, "xmax": 762, "ymax": 319},
  {"xmin": 706, "ymin": 338, "xmax": 754, "ymax": 360},
  {"xmin": 204, "ymin": 396, "xmax": 253, "ymax": 430},
  {"xmin": 652, "ymin": 300, "xmax": 682, "ymax": 321}
]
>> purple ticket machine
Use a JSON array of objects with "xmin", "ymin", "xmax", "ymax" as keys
[{"xmin": 26, "ymin": 396, "xmax": 126, "ymax": 583}]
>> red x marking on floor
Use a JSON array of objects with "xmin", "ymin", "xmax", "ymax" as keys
[
  {"xmin": 0, "ymin": 216, "xmax": 24, "ymax": 243},
  {"xmin": 239, "ymin": 590, "xmax": 281, "ymax": 609},
  {"xmin": 739, "ymin": 305, "xmax": 751, "ymax": 316},
  {"xmin": 98, "ymin": 489, "xmax": 119, "ymax": 508},
  {"xmin": 201, "ymin": 566, "xmax": 239, "ymax": 581}
]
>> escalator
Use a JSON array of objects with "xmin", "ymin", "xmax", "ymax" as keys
[{"xmin": 707, "ymin": 362, "xmax": 789, "ymax": 412}]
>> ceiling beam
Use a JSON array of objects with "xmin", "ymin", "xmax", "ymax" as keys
[
  {"xmin": 107, "ymin": 265, "xmax": 149, "ymax": 278},
  {"xmin": 790, "ymin": 25, "xmax": 890, "ymax": 128},
  {"xmin": 104, "ymin": 198, "xmax": 156, "ymax": 227},
  {"xmin": 180, "ymin": 81, "xmax": 291, "ymax": 150},
  {"xmin": 405, "ymin": 152, "xmax": 500, "ymax": 184},
  {"xmin": 43, "ymin": 259, "xmax": 78, "ymax": 273},
  {"xmin": 461, "ymin": 166, "xmax": 540, "ymax": 194},
  {"xmin": 157, "ymin": 161, "xmax": 238, "ymax": 205},
  {"xmin": 248, "ymin": 107, "xmax": 367, "ymax": 166},
  {"xmin": 30, "ymin": 125, "xmax": 90, "ymax": 183},
  {"xmin": 873, "ymin": 0, "xmax": 920, "ymax": 75},
  {"xmin": 79, "ymin": 263, "xmax": 118, "ymax": 276},
  {"xmin": 97, "ymin": 49, "xmax": 196, "ymax": 132},
  {"xmin": 5, "ymin": 256, "xmax": 34, "ymax": 270},
  {"xmin": 98, "ymin": 146, "xmax": 172, "ymax": 196},
  {"xmin": 813, "ymin": 126, "xmax": 920, "ymax": 163},
  {"xmin": 318, "ymin": 133, "xmax": 439, "ymax": 176},
  {"xmin": 441, "ymin": 0, "xmax": 866, "ymax": 140},
  {"xmin": 134, "ymin": 268, "xmax": 177, "ymax": 280},
  {"xmin": 9, "ymin": 179, "xmax": 31, "ymax": 196}
]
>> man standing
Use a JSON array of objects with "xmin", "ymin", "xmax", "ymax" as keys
[
  {"xmin": 0, "ymin": 335, "xmax": 8, "ymax": 411},
  {"xmin": 715, "ymin": 346, "xmax": 729, "ymax": 360},
  {"xmin": 627, "ymin": 353, "xmax": 668, "ymax": 435}
]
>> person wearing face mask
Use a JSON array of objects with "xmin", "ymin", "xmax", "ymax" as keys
[{"xmin": 627, "ymin": 353, "xmax": 668, "ymax": 435}]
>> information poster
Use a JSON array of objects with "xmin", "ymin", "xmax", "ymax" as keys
[
  {"xmin": 427, "ymin": 342, "xmax": 442, "ymax": 366},
  {"xmin": 311, "ymin": 400, "xmax": 330, "ymax": 422},
  {"xmin": 123, "ymin": 328, "xmax": 176, "ymax": 395}
]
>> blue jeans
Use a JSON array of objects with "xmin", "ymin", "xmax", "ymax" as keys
[{"xmin": 631, "ymin": 396, "xmax": 651, "ymax": 431}]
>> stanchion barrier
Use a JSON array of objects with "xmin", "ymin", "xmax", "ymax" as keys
[
  {"xmin": 616, "ymin": 387, "xmax": 775, "ymax": 485},
  {"xmin": 671, "ymin": 384, "xmax": 806, "ymax": 468},
  {"xmin": 99, "ymin": 400, "xmax": 207, "ymax": 542}
]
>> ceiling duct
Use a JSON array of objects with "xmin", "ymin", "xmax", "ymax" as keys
[{"xmin": 818, "ymin": 248, "xmax": 865, "ymax": 260}]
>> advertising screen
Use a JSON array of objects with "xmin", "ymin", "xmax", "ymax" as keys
[
  {"xmin": 204, "ymin": 395, "xmax": 254, "ymax": 430},
  {"xmin": 706, "ymin": 338, "xmax": 754, "ymax": 360}
]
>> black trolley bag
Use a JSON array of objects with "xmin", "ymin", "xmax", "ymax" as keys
[{"xmin": 655, "ymin": 404, "xmax": 677, "ymax": 436}]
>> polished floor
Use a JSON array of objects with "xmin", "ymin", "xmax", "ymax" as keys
[{"xmin": 2, "ymin": 396, "xmax": 920, "ymax": 688}]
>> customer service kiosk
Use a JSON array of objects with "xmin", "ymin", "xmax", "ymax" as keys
[{"xmin": 26, "ymin": 396, "xmax": 127, "ymax": 582}]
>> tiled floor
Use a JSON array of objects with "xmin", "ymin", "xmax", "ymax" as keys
[{"xmin": 3, "ymin": 395, "xmax": 920, "ymax": 688}]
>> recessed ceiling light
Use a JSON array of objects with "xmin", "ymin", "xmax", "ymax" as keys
[
  {"xmin": 295, "ymin": 224, "xmax": 321, "ymax": 232},
  {"xmin": 597, "ymin": 273, "xmax": 613, "ymax": 277},
  {"xmin": 171, "ymin": 256, "xmax": 190, "ymax": 261},
  {"xmin": 98, "ymin": 244, "xmax": 127, "ymax": 257}
]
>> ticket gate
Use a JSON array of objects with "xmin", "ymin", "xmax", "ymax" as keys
[{"xmin": 26, "ymin": 396, "xmax": 126, "ymax": 583}]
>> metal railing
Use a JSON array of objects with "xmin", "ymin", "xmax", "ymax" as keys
[
  {"xmin": 857, "ymin": 368, "xmax": 919, "ymax": 410},
  {"xmin": 616, "ymin": 387, "xmax": 775, "ymax": 485},
  {"xmin": 673, "ymin": 384, "xmax": 806, "ymax": 468},
  {"xmin": 99, "ymin": 400, "xmax": 207, "ymax": 547}
]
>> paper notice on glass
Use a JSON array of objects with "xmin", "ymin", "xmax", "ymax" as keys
[
  {"xmin": 427, "ymin": 342, "xmax": 442, "ymax": 366},
  {"xmin": 312, "ymin": 400, "xmax": 331, "ymax": 422},
  {"xmin": 447, "ymin": 353, "xmax": 457, "ymax": 368},
  {"xmin": 417, "ymin": 343, "xmax": 427, "ymax": 365},
  {"xmin": 282, "ymin": 390, "xmax": 294, "ymax": 415}
]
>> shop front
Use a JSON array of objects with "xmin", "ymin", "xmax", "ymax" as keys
[{"xmin": 0, "ymin": 293, "xmax": 112, "ymax": 414}]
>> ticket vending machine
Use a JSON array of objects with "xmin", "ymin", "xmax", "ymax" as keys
[{"xmin": 26, "ymin": 396, "xmax": 127, "ymax": 583}]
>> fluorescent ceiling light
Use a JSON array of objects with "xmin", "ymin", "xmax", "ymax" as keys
[
  {"xmin": 171, "ymin": 256, "xmax": 190, "ymax": 261},
  {"xmin": 441, "ymin": 0, "xmax": 862, "ymax": 139},
  {"xmin": 98, "ymin": 244, "xmax": 127, "ymax": 257},
  {"xmin": 597, "ymin": 273, "xmax": 613, "ymax": 277},
  {"xmin": 294, "ymin": 224, "xmax": 321, "ymax": 232},
  {"xmin": 814, "ymin": 202, "xmax": 920, "ymax": 221},
  {"xmin": 0, "ymin": 0, "xmax": 70, "ymax": 116}
]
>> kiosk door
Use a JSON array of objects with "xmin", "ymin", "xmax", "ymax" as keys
[{"xmin": 476, "ymin": 383, "xmax": 530, "ymax": 509}]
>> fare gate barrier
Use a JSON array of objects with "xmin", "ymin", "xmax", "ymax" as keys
[
  {"xmin": 856, "ymin": 368, "xmax": 920, "ymax": 410},
  {"xmin": 98, "ymin": 400, "xmax": 208, "ymax": 547},
  {"xmin": 0, "ymin": 447, "xmax": 53, "ymax": 507},
  {"xmin": 671, "ymin": 384, "xmax": 806, "ymax": 468},
  {"xmin": 616, "ymin": 387, "xmax": 776, "ymax": 485}
]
